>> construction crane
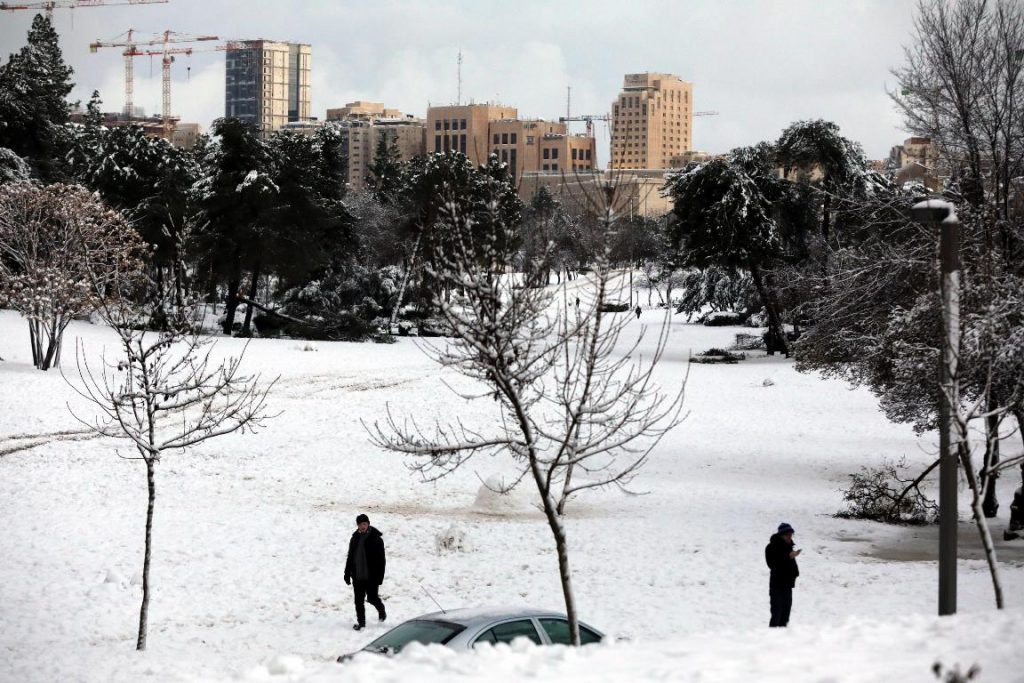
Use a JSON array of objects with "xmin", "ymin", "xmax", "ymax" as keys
[
  {"xmin": 561, "ymin": 110, "xmax": 719, "ymax": 137},
  {"xmin": 90, "ymin": 30, "xmax": 220, "ymax": 133},
  {"xmin": 0, "ymin": 0, "xmax": 166, "ymax": 19}
]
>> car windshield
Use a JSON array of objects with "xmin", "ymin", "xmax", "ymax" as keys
[{"xmin": 363, "ymin": 620, "xmax": 465, "ymax": 655}]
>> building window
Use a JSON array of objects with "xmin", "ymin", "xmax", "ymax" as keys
[
  {"xmin": 543, "ymin": 148, "xmax": 550, "ymax": 159},
  {"xmin": 493, "ymin": 133, "xmax": 499, "ymax": 144},
  {"xmin": 444, "ymin": 136, "xmax": 450, "ymax": 152},
  {"xmin": 501, "ymin": 133, "xmax": 509, "ymax": 144},
  {"xmin": 435, "ymin": 120, "xmax": 441, "ymax": 131},
  {"xmin": 509, "ymin": 149, "xmax": 517, "ymax": 175},
  {"xmin": 551, "ymin": 148, "xmax": 559, "ymax": 159},
  {"xmin": 460, "ymin": 134, "xmax": 467, "ymax": 154},
  {"xmin": 543, "ymin": 164, "xmax": 549, "ymax": 171},
  {"xmin": 435, "ymin": 135, "xmax": 441, "ymax": 152},
  {"xmin": 526, "ymin": 136, "xmax": 534, "ymax": 145},
  {"xmin": 501, "ymin": 149, "xmax": 508, "ymax": 162},
  {"xmin": 460, "ymin": 119, "xmax": 467, "ymax": 130},
  {"xmin": 572, "ymin": 149, "xmax": 578, "ymax": 160},
  {"xmin": 551, "ymin": 163, "xmax": 558, "ymax": 172},
  {"xmin": 585, "ymin": 149, "xmax": 592, "ymax": 160},
  {"xmin": 511, "ymin": 133, "xmax": 517, "ymax": 144}
]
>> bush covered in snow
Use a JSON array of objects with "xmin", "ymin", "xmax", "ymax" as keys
[
  {"xmin": 257, "ymin": 264, "xmax": 403, "ymax": 341},
  {"xmin": 836, "ymin": 459, "xmax": 938, "ymax": 525}
]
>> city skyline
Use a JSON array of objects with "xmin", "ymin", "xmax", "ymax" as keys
[{"xmin": 1, "ymin": 0, "xmax": 916, "ymax": 160}]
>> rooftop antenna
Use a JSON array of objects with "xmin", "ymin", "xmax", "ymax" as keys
[
  {"xmin": 456, "ymin": 48, "xmax": 462, "ymax": 106},
  {"xmin": 566, "ymin": 85, "xmax": 571, "ymax": 120}
]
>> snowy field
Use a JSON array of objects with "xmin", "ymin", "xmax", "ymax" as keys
[{"xmin": 2, "ymin": 295, "xmax": 1024, "ymax": 682}]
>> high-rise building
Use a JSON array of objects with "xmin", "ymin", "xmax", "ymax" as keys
[
  {"xmin": 225, "ymin": 40, "xmax": 311, "ymax": 134},
  {"xmin": 610, "ymin": 72, "xmax": 692, "ymax": 170},
  {"xmin": 326, "ymin": 102, "xmax": 427, "ymax": 190},
  {"xmin": 426, "ymin": 104, "xmax": 597, "ymax": 185}
]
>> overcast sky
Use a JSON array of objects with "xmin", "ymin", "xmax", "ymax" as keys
[{"xmin": 1, "ymin": 0, "xmax": 920, "ymax": 161}]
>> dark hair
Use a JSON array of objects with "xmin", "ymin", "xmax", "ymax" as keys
[{"xmin": 356, "ymin": 514, "xmax": 370, "ymax": 525}]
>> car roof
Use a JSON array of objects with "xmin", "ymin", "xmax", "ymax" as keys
[{"xmin": 413, "ymin": 606, "xmax": 567, "ymax": 627}]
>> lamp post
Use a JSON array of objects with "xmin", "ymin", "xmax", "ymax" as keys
[{"xmin": 910, "ymin": 198, "xmax": 960, "ymax": 616}]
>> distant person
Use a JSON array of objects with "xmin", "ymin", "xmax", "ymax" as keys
[
  {"xmin": 344, "ymin": 513, "xmax": 387, "ymax": 631},
  {"xmin": 765, "ymin": 522, "xmax": 801, "ymax": 627},
  {"xmin": 635, "ymin": 305, "xmax": 642, "ymax": 319}
]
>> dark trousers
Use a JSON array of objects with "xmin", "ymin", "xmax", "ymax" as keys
[
  {"xmin": 769, "ymin": 586, "xmax": 792, "ymax": 627},
  {"xmin": 353, "ymin": 579, "xmax": 385, "ymax": 626}
]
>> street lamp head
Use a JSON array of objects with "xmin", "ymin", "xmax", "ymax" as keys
[{"xmin": 911, "ymin": 197, "xmax": 958, "ymax": 225}]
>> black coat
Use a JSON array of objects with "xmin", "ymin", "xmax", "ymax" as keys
[
  {"xmin": 345, "ymin": 526, "xmax": 386, "ymax": 585},
  {"xmin": 765, "ymin": 533, "xmax": 799, "ymax": 589}
]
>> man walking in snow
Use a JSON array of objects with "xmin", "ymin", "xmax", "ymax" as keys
[
  {"xmin": 765, "ymin": 522, "xmax": 800, "ymax": 627},
  {"xmin": 344, "ymin": 513, "xmax": 387, "ymax": 631}
]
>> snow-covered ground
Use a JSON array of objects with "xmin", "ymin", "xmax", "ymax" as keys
[{"xmin": 2, "ymin": 300, "xmax": 1023, "ymax": 682}]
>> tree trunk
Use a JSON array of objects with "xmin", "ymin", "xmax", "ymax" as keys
[
  {"xmin": 40, "ymin": 319, "xmax": 60, "ymax": 371},
  {"xmin": 982, "ymin": 408, "xmax": 1000, "ymax": 518},
  {"xmin": 223, "ymin": 251, "xmax": 243, "ymax": 335},
  {"xmin": 750, "ymin": 264, "xmax": 789, "ymax": 357},
  {"xmin": 390, "ymin": 233, "xmax": 422, "ymax": 329},
  {"xmin": 137, "ymin": 458, "xmax": 156, "ymax": 650},
  {"xmin": 240, "ymin": 261, "xmax": 261, "ymax": 338},
  {"xmin": 535, "ymin": 480, "xmax": 579, "ymax": 645},
  {"xmin": 958, "ymin": 441, "xmax": 1003, "ymax": 609}
]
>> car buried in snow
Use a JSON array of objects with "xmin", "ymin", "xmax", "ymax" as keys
[{"xmin": 337, "ymin": 606, "xmax": 604, "ymax": 661}]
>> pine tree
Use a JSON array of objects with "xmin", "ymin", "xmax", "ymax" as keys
[
  {"xmin": 365, "ymin": 128, "xmax": 403, "ymax": 203},
  {"xmin": 0, "ymin": 14, "xmax": 74, "ymax": 181}
]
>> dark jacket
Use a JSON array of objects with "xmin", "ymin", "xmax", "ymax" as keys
[
  {"xmin": 765, "ymin": 533, "xmax": 799, "ymax": 589},
  {"xmin": 345, "ymin": 526, "xmax": 386, "ymax": 585}
]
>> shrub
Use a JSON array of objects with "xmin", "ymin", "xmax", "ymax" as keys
[{"xmin": 836, "ymin": 458, "xmax": 938, "ymax": 525}]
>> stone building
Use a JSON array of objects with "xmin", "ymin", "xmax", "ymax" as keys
[{"xmin": 610, "ymin": 72, "xmax": 693, "ymax": 170}]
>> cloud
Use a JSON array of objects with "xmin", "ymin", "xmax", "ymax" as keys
[{"xmin": 0, "ymin": 0, "xmax": 919, "ymax": 158}]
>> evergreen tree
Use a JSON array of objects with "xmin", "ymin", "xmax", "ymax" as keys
[
  {"xmin": 192, "ymin": 118, "xmax": 279, "ymax": 334},
  {"xmin": 365, "ymin": 128, "xmax": 403, "ymax": 203},
  {"xmin": 0, "ymin": 14, "xmax": 74, "ymax": 181},
  {"xmin": 664, "ymin": 157, "xmax": 789, "ymax": 354}
]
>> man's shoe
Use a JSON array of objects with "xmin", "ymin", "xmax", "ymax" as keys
[
  {"xmin": 378, "ymin": 611, "xmax": 387, "ymax": 623},
  {"xmin": 353, "ymin": 623, "xmax": 365, "ymax": 631}
]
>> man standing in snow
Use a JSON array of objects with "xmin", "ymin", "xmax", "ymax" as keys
[
  {"xmin": 765, "ymin": 522, "xmax": 800, "ymax": 627},
  {"xmin": 344, "ymin": 513, "xmax": 387, "ymax": 631}
]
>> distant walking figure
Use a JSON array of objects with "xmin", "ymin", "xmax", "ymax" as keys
[
  {"xmin": 635, "ymin": 305, "xmax": 642, "ymax": 319},
  {"xmin": 765, "ymin": 522, "xmax": 800, "ymax": 627},
  {"xmin": 344, "ymin": 513, "xmax": 387, "ymax": 631}
]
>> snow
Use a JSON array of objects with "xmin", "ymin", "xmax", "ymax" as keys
[{"xmin": 1, "ymin": 301, "xmax": 1023, "ymax": 682}]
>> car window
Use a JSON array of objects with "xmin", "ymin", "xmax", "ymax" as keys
[
  {"xmin": 539, "ymin": 618, "xmax": 603, "ymax": 645},
  {"xmin": 476, "ymin": 619, "xmax": 542, "ymax": 646},
  {"xmin": 364, "ymin": 620, "xmax": 465, "ymax": 655}
]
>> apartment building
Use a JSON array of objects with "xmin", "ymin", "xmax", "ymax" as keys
[
  {"xmin": 425, "ymin": 103, "xmax": 518, "ymax": 166},
  {"xmin": 327, "ymin": 102, "xmax": 426, "ymax": 190},
  {"xmin": 225, "ymin": 40, "xmax": 311, "ymax": 134},
  {"xmin": 610, "ymin": 72, "xmax": 693, "ymax": 170},
  {"xmin": 426, "ymin": 104, "xmax": 597, "ymax": 185}
]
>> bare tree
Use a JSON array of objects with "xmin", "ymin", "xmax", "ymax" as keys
[
  {"xmin": 0, "ymin": 183, "xmax": 145, "ymax": 370},
  {"xmin": 66, "ymin": 292, "xmax": 277, "ymax": 650},
  {"xmin": 368, "ymin": 178, "xmax": 686, "ymax": 645}
]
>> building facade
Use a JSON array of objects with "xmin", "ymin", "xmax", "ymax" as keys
[
  {"xmin": 426, "ymin": 104, "xmax": 597, "ymax": 185},
  {"xmin": 326, "ymin": 102, "xmax": 426, "ymax": 190},
  {"xmin": 610, "ymin": 72, "xmax": 693, "ymax": 170},
  {"xmin": 225, "ymin": 40, "xmax": 311, "ymax": 134}
]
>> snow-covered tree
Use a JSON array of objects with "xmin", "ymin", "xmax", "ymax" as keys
[
  {"xmin": 0, "ymin": 182, "xmax": 145, "ymax": 369},
  {"xmin": 192, "ymin": 118, "xmax": 279, "ymax": 334},
  {"xmin": 0, "ymin": 14, "xmax": 74, "ymax": 181},
  {"xmin": 68, "ymin": 291, "xmax": 276, "ymax": 650},
  {"xmin": 370, "ymin": 177, "xmax": 685, "ymax": 645},
  {"xmin": 664, "ymin": 157, "xmax": 789, "ymax": 354}
]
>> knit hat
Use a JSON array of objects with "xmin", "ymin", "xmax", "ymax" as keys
[
  {"xmin": 777, "ymin": 522, "xmax": 795, "ymax": 535},
  {"xmin": 356, "ymin": 514, "xmax": 370, "ymax": 525}
]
